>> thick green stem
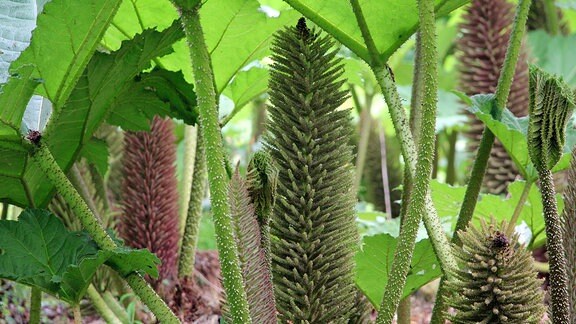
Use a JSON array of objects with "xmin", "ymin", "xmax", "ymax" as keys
[
  {"xmin": 539, "ymin": 169, "xmax": 571, "ymax": 323},
  {"xmin": 31, "ymin": 143, "xmax": 116, "ymax": 250},
  {"xmin": 445, "ymin": 131, "xmax": 457, "ymax": 185},
  {"xmin": 179, "ymin": 125, "xmax": 198, "ymax": 236},
  {"xmin": 103, "ymin": 291, "xmax": 131, "ymax": 324},
  {"xmin": 29, "ymin": 287, "xmax": 41, "ymax": 324},
  {"xmin": 409, "ymin": 31, "xmax": 424, "ymax": 145},
  {"xmin": 351, "ymin": 1, "xmax": 456, "ymax": 278},
  {"xmin": 73, "ymin": 306, "xmax": 82, "ymax": 324},
  {"xmin": 431, "ymin": 2, "xmax": 532, "ymax": 322},
  {"xmin": 396, "ymin": 29, "xmax": 425, "ymax": 322},
  {"xmin": 176, "ymin": 5, "xmax": 251, "ymax": 323},
  {"xmin": 29, "ymin": 142, "xmax": 179, "ymax": 323},
  {"xmin": 452, "ymin": 131, "xmax": 495, "ymax": 245},
  {"xmin": 375, "ymin": 0, "xmax": 438, "ymax": 321},
  {"xmin": 506, "ymin": 180, "xmax": 533, "ymax": 236},
  {"xmin": 543, "ymin": 0, "xmax": 560, "ymax": 35},
  {"xmin": 86, "ymin": 285, "xmax": 122, "ymax": 324},
  {"xmin": 178, "ymin": 126, "xmax": 207, "ymax": 278}
]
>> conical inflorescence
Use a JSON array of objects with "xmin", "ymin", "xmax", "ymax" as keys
[
  {"xmin": 120, "ymin": 116, "xmax": 180, "ymax": 290},
  {"xmin": 265, "ymin": 18, "xmax": 358, "ymax": 323},
  {"xmin": 445, "ymin": 220, "xmax": 545, "ymax": 323},
  {"xmin": 458, "ymin": 0, "xmax": 530, "ymax": 194},
  {"xmin": 227, "ymin": 167, "xmax": 277, "ymax": 323}
]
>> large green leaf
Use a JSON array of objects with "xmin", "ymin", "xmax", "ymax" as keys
[
  {"xmin": 130, "ymin": 68, "xmax": 198, "ymax": 126},
  {"xmin": 0, "ymin": 209, "xmax": 160, "ymax": 304},
  {"xmin": 11, "ymin": 0, "xmax": 123, "ymax": 109},
  {"xmin": 283, "ymin": 0, "xmax": 470, "ymax": 63},
  {"xmin": 0, "ymin": 23, "xmax": 185, "ymax": 207},
  {"xmin": 355, "ymin": 234, "xmax": 441, "ymax": 309},
  {"xmin": 105, "ymin": 0, "xmax": 297, "ymax": 103},
  {"xmin": 197, "ymin": 0, "xmax": 297, "ymax": 94},
  {"xmin": 0, "ymin": 0, "xmax": 119, "ymax": 207},
  {"xmin": 222, "ymin": 67, "xmax": 269, "ymax": 122}
]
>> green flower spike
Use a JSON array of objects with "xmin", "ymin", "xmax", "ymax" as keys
[
  {"xmin": 265, "ymin": 18, "xmax": 359, "ymax": 323},
  {"xmin": 446, "ymin": 219, "xmax": 545, "ymax": 323}
]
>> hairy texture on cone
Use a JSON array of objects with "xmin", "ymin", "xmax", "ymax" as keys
[
  {"xmin": 446, "ymin": 220, "xmax": 545, "ymax": 323},
  {"xmin": 458, "ymin": 0, "xmax": 530, "ymax": 194},
  {"xmin": 120, "ymin": 116, "xmax": 180, "ymax": 288},
  {"xmin": 362, "ymin": 125, "xmax": 402, "ymax": 217},
  {"xmin": 265, "ymin": 18, "xmax": 358, "ymax": 323},
  {"xmin": 348, "ymin": 290, "xmax": 374, "ymax": 324},
  {"xmin": 562, "ymin": 148, "xmax": 576, "ymax": 323},
  {"xmin": 225, "ymin": 169, "xmax": 277, "ymax": 323}
]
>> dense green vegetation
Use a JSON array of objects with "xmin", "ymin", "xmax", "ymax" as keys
[{"xmin": 1, "ymin": 0, "xmax": 576, "ymax": 323}]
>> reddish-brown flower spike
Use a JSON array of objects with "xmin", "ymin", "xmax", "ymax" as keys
[
  {"xmin": 458, "ymin": 0, "xmax": 530, "ymax": 194},
  {"xmin": 120, "ymin": 116, "xmax": 180, "ymax": 288}
]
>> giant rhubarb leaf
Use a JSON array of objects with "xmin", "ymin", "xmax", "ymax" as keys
[
  {"xmin": 0, "ymin": 21, "xmax": 187, "ymax": 207},
  {"xmin": 0, "ymin": 209, "xmax": 159, "ymax": 305}
]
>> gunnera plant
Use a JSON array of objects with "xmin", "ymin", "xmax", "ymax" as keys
[
  {"xmin": 445, "ymin": 219, "xmax": 545, "ymax": 323},
  {"xmin": 527, "ymin": 65, "xmax": 574, "ymax": 323},
  {"xmin": 458, "ymin": 0, "xmax": 530, "ymax": 194},
  {"xmin": 120, "ymin": 116, "xmax": 180, "ymax": 292},
  {"xmin": 264, "ymin": 18, "xmax": 358, "ymax": 322}
]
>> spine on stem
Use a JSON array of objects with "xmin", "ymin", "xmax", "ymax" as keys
[
  {"xmin": 175, "ymin": 4, "xmax": 251, "ymax": 322},
  {"xmin": 178, "ymin": 126, "xmax": 207, "ymax": 278},
  {"xmin": 350, "ymin": 0, "xmax": 456, "ymax": 278},
  {"xmin": 375, "ymin": 0, "xmax": 439, "ymax": 321},
  {"xmin": 458, "ymin": 0, "xmax": 530, "ymax": 195}
]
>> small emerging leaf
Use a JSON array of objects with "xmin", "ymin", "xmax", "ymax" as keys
[{"xmin": 528, "ymin": 65, "xmax": 575, "ymax": 171}]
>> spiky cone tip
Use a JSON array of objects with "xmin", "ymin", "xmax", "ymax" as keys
[{"xmin": 445, "ymin": 219, "xmax": 546, "ymax": 323}]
